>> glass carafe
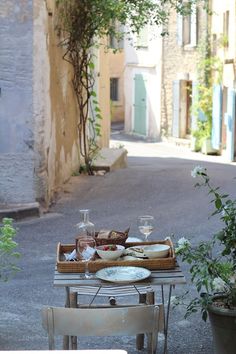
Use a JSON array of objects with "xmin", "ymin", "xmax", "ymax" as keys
[{"xmin": 75, "ymin": 209, "xmax": 95, "ymax": 253}]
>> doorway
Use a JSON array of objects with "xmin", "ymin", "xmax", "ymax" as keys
[{"xmin": 133, "ymin": 74, "xmax": 147, "ymax": 136}]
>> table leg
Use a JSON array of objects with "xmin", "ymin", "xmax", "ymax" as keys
[
  {"xmin": 70, "ymin": 291, "xmax": 78, "ymax": 350},
  {"xmin": 162, "ymin": 285, "xmax": 173, "ymax": 354},
  {"xmin": 136, "ymin": 293, "xmax": 146, "ymax": 350},
  {"xmin": 63, "ymin": 287, "xmax": 70, "ymax": 350}
]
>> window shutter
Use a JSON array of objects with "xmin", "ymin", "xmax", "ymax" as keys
[
  {"xmin": 177, "ymin": 14, "xmax": 183, "ymax": 46},
  {"xmin": 211, "ymin": 85, "xmax": 222, "ymax": 150},
  {"xmin": 225, "ymin": 88, "xmax": 236, "ymax": 161},
  {"xmin": 172, "ymin": 80, "xmax": 180, "ymax": 137},
  {"xmin": 191, "ymin": 81, "xmax": 198, "ymax": 132},
  {"xmin": 190, "ymin": 4, "xmax": 197, "ymax": 46}
]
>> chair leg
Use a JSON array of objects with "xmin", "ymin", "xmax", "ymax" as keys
[
  {"xmin": 70, "ymin": 291, "xmax": 78, "ymax": 350},
  {"xmin": 146, "ymin": 291, "xmax": 156, "ymax": 353},
  {"xmin": 136, "ymin": 293, "xmax": 146, "ymax": 350},
  {"xmin": 63, "ymin": 287, "xmax": 70, "ymax": 350}
]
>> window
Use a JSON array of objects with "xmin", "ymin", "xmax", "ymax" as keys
[
  {"xmin": 110, "ymin": 78, "xmax": 119, "ymax": 101},
  {"xmin": 136, "ymin": 26, "xmax": 149, "ymax": 49},
  {"xmin": 177, "ymin": 4, "xmax": 197, "ymax": 47}
]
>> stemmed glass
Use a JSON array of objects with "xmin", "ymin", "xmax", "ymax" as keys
[
  {"xmin": 137, "ymin": 215, "xmax": 154, "ymax": 241},
  {"xmin": 77, "ymin": 236, "xmax": 96, "ymax": 278}
]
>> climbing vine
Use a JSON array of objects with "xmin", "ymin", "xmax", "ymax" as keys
[
  {"xmin": 55, "ymin": 0, "xmax": 209, "ymax": 173},
  {"xmin": 192, "ymin": 37, "xmax": 223, "ymax": 151}
]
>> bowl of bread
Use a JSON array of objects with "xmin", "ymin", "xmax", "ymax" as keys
[{"xmin": 95, "ymin": 228, "xmax": 129, "ymax": 246}]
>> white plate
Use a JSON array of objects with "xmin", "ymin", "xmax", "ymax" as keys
[{"xmin": 95, "ymin": 266, "xmax": 151, "ymax": 283}]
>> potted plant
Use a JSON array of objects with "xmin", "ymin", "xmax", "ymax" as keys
[
  {"xmin": 175, "ymin": 166, "xmax": 236, "ymax": 354},
  {"xmin": 0, "ymin": 218, "xmax": 20, "ymax": 281}
]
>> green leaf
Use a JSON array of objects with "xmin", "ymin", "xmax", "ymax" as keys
[
  {"xmin": 90, "ymin": 91, "xmax": 97, "ymax": 97},
  {"xmin": 89, "ymin": 62, "xmax": 95, "ymax": 70},
  {"xmin": 215, "ymin": 198, "xmax": 222, "ymax": 209},
  {"xmin": 202, "ymin": 310, "xmax": 208, "ymax": 322}
]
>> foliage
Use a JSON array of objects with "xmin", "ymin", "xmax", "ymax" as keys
[
  {"xmin": 175, "ymin": 166, "xmax": 236, "ymax": 321},
  {"xmin": 192, "ymin": 38, "xmax": 223, "ymax": 149},
  {"xmin": 0, "ymin": 218, "xmax": 20, "ymax": 281},
  {"xmin": 55, "ymin": 0, "xmax": 209, "ymax": 173}
]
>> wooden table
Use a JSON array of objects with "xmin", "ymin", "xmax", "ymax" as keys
[{"xmin": 54, "ymin": 264, "xmax": 186, "ymax": 354}]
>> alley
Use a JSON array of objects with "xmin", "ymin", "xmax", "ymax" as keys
[{"xmin": 1, "ymin": 134, "xmax": 236, "ymax": 353}]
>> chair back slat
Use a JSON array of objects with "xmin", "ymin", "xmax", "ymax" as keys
[{"xmin": 42, "ymin": 305, "xmax": 159, "ymax": 352}]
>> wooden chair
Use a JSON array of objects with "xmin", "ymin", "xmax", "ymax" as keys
[{"xmin": 41, "ymin": 305, "xmax": 160, "ymax": 353}]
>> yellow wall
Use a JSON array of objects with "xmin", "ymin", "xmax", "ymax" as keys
[
  {"xmin": 98, "ymin": 41, "xmax": 111, "ymax": 147},
  {"xmin": 33, "ymin": 0, "xmax": 80, "ymax": 206},
  {"xmin": 109, "ymin": 50, "xmax": 125, "ymax": 122}
]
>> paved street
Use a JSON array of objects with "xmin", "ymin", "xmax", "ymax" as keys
[{"xmin": 1, "ymin": 130, "xmax": 236, "ymax": 353}]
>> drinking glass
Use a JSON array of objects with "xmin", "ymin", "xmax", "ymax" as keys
[
  {"xmin": 137, "ymin": 215, "xmax": 154, "ymax": 241},
  {"xmin": 77, "ymin": 236, "xmax": 96, "ymax": 278}
]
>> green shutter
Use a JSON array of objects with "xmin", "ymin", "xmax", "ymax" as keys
[
  {"xmin": 225, "ymin": 88, "xmax": 236, "ymax": 161},
  {"xmin": 211, "ymin": 85, "xmax": 222, "ymax": 150},
  {"xmin": 133, "ymin": 74, "xmax": 147, "ymax": 136}
]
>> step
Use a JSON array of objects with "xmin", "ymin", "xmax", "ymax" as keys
[
  {"xmin": 92, "ymin": 147, "xmax": 128, "ymax": 172},
  {"xmin": 0, "ymin": 202, "xmax": 40, "ymax": 222}
]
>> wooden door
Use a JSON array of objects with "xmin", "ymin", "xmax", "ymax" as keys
[{"xmin": 133, "ymin": 74, "xmax": 147, "ymax": 136}]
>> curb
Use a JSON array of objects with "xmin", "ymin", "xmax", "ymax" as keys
[{"xmin": 0, "ymin": 202, "xmax": 40, "ymax": 222}]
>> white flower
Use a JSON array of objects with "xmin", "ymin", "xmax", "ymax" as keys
[
  {"xmin": 191, "ymin": 165, "xmax": 205, "ymax": 178},
  {"xmin": 178, "ymin": 237, "xmax": 191, "ymax": 247},
  {"xmin": 212, "ymin": 277, "xmax": 227, "ymax": 292}
]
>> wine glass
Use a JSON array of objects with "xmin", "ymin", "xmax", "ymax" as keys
[
  {"xmin": 77, "ymin": 236, "xmax": 96, "ymax": 278},
  {"xmin": 137, "ymin": 215, "xmax": 154, "ymax": 241}
]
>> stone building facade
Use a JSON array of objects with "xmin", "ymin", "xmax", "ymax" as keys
[
  {"xmin": 161, "ymin": 5, "xmax": 209, "ymax": 140},
  {"xmin": 0, "ymin": 0, "xmax": 110, "ymax": 208}
]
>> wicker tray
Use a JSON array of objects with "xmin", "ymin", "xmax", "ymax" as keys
[{"xmin": 56, "ymin": 239, "xmax": 176, "ymax": 273}]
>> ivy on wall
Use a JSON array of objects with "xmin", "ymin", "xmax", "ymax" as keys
[{"xmin": 192, "ymin": 37, "xmax": 223, "ymax": 151}]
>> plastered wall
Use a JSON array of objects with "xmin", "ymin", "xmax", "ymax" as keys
[
  {"xmin": 0, "ymin": 0, "xmax": 35, "ymax": 203},
  {"xmin": 0, "ymin": 0, "xmax": 80, "ymax": 206}
]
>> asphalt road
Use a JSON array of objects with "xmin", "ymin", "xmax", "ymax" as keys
[{"xmin": 1, "ymin": 131, "xmax": 236, "ymax": 353}]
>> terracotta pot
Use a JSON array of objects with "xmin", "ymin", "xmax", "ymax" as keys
[{"xmin": 208, "ymin": 295, "xmax": 236, "ymax": 354}]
